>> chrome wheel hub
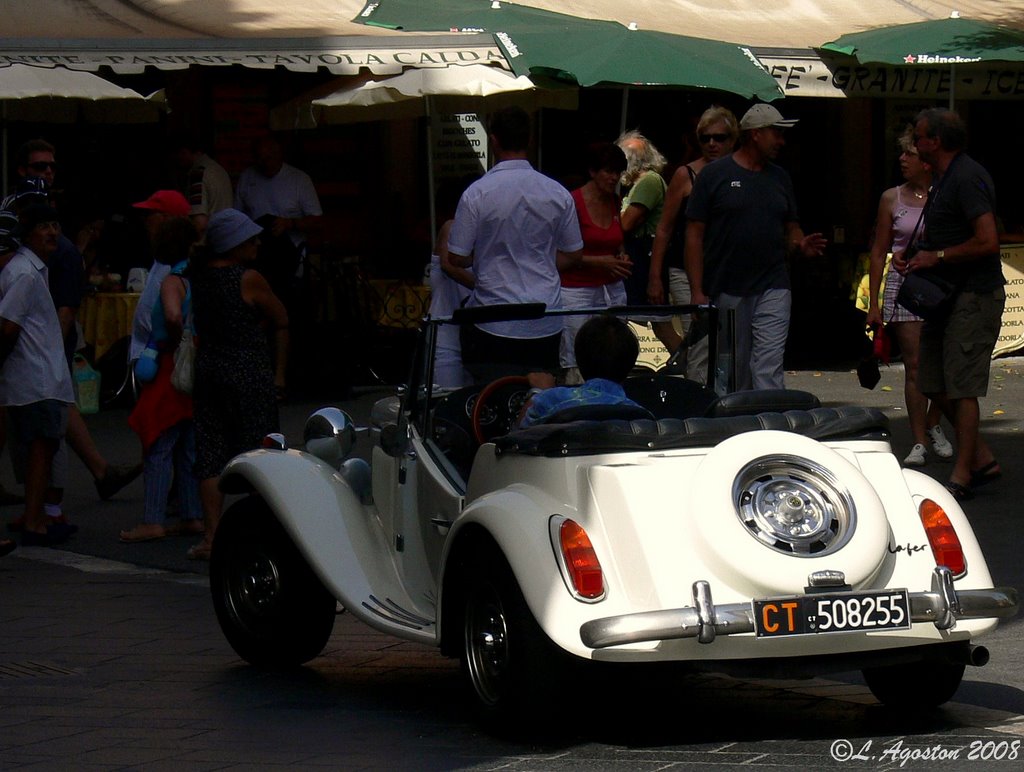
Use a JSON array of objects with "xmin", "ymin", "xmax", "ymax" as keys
[{"xmin": 734, "ymin": 455, "xmax": 855, "ymax": 556}]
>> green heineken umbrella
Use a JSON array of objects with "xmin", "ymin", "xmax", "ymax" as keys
[
  {"xmin": 821, "ymin": 15, "xmax": 1024, "ymax": 106},
  {"xmin": 355, "ymin": 0, "xmax": 781, "ymax": 100},
  {"xmin": 821, "ymin": 16, "xmax": 1024, "ymax": 66},
  {"xmin": 495, "ymin": 25, "xmax": 779, "ymax": 96}
]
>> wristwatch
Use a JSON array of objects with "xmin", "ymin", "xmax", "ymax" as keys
[{"xmin": 936, "ymin": 250, "xmax": 946, "ymax": 262}]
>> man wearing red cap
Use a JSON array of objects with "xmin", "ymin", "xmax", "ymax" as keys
[{"xmin": 128, "ymin": 190, "xmax": 191, "ymax": 363}]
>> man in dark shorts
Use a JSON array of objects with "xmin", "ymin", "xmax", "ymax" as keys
[
  {"xmin": 0, "ymin": 205, "xmax": 76, "ymax": 546},
  {"xmin": 897, "ymin": 108, "xmax": 1003, "ymax": 500}
]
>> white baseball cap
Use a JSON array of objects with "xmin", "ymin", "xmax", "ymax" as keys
[{"xmin": 739, "ymin": 104, "xmax": 798, "ymax": 131}]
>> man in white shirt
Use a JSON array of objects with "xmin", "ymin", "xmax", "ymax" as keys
[
  {"xmin": 234, "ymin": 135, "xmax": 321, "ymax": 285},
  {"xmin": 235, "ymin": 136, "xmax": 322, "ymax": 394},
  {"xmin": 447, "ymin": 107, "xmax": 583, "ymax": 381},
  {"xmin": 0, "ymin": 205, "xmax": 76, "ymax": 546}
]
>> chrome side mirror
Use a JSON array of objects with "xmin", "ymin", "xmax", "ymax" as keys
[{"xmin": 303, "ymin": 407, "xmax": 357, "ymax": 467}]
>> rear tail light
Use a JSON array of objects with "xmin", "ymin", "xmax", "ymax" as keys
[
  {"xmin": 557, "ymin": 519, "xmax": 605, "ymax": 600},
  {"xmin": 918, "ymin": 499, "xmax": 966, "ymax": 577}
]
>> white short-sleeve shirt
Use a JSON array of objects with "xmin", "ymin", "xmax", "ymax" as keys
[
  {"xmin": 0, "ymin": 247, "xmax": 75, "ymax": 406},
  {"xmin": 235, "ymin": 162, "xmax": 322, "ymax": 249},
  {"xmin": 448, "ymin": 160, "xmax": 583, "ymax": 338}
]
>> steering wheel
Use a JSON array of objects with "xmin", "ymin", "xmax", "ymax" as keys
[{"xmin": 471, "ymin": 375, "xmax": 531, "ymax": 445}]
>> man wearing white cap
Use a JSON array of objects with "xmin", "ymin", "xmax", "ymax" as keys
[{"xmin": 685, "ymin": 103, "xmax": 826, "ymax": 391}]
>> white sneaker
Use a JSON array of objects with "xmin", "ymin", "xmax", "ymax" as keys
[
  {"xmin": 904, "ymin": 443, "xmax": 927, "ymax": 466},
  {"xmin": 927, "ymin": 425, "xmax": 953, "ymax": 459}
]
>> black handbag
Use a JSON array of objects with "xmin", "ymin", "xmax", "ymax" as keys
[
  {"xmin": 896, "ymin": 268, "xmax": 958, "ymax": 321},
  {"xmin": 892, "ymin": 156, "xmax": 962, "ymax": 321},
  {"xmin": 893, "ymin": 171, "xmax": 959, "ymax": 322}
]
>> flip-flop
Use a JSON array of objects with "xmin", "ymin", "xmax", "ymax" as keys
[
  {"xmin": 945, "ymin": 480, "xmax": 974, "ymax": 502},
  {"xmin": 118, "ymin": 525, "xmax": 166, "ymax": 543},
  {"xmin": 970, "ymin": 460, "xmax": 1002, "ymax": 488}
]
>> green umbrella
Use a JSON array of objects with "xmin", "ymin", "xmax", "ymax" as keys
[
  {"xmin": 355, "ymin": 0, "xmax": 781, "ymax": 101},
  {"xmin": 495, "ymin": 25, "xmax": 779, "ymax": 95},
  {"xmin": 821, "ymin": 16, "xmax": 1024, "ymax": 66},
  {"xmin": 358, "ymin": 0, "xmax": 575, "ymax": 34},
  {"xmin": 821, "ymin": 15, "xmax": 1024, "ymax": 106}
]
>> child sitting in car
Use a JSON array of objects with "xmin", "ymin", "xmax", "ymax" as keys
[{"xmin": 519, "ymin": 314, "xmax": 643, "ymax": 428}]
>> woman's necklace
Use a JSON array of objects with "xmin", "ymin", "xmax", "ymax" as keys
[{"xmin": 906, "ymin": 185, "xmax": 927, "ymax": 200}]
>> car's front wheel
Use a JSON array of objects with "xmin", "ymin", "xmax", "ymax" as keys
[
  {"xmin": 461, "ymin": 545, "xmax": 568, "ymax": 718},
  {"xmin": 862, "ymin": 660, "xmax": 965, "ymax": 708},
  {"xmin": 211, "ymin": 497, "xmax": 336, "ymax": 667}
]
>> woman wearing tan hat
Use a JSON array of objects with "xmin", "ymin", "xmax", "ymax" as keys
[{"xmin": 186, "ymin": 209, "xmax": 288, "ymax": 560}]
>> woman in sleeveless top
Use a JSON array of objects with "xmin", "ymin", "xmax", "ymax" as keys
[
  {"xmin": 866, "ymin": 129, "xmax": 952, "ymax": 467},
  {"xmin": 187, "ymin": 209, "xmax": 289, "ymax": 560},
  {"xmin": 560, "ymin": 142, "xmax": 631, "ymax": 382},
  {"xmin": 121, "ymin": 218, "xmax": 203, "ymax": 543},
  {"xmin": 430, "ymin": 175, "xmax": 477, "ymax": 388},
  {"xmin": 649, "ymin": 106, "xmax": 739, "ymax": 381}
]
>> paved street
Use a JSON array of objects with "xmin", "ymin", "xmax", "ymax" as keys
[{"xmin": 2, "ymin": 364, "xmax": 1023, "ymax": 770}]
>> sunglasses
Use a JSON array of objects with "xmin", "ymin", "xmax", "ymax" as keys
[
  {"xmin": 698, "ymin": 133, "xmax": 730, "ymax": 144},
  {"xmin": 28, "ymin": 161, "xmax": 57, "ymax": 172}
]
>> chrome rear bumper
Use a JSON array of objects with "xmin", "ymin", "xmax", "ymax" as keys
[{"xmin": 580, "ymin": 567, "xmax": 1019, "ymax": 649}]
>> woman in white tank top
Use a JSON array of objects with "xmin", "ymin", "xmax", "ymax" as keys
[{"xmin": 866, "ymin": 129, "xmax": 953, "ymax": 467}]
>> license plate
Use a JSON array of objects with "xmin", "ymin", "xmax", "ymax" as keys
[{"xmin": 753, "ymin": 590, "xmax": 911, "ymax": 637}]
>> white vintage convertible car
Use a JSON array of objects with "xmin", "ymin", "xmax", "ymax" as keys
[{"xmin": 210, "ymin": 304, "xmax": 1017, "ymax": 716}]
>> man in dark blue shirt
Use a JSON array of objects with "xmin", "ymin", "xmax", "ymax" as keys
[
  {"xmin": 685, "ymin": 104, "xmax": 826, "ymax": 391},
  {"xmin": 898, "ymin": 108, "xmax": 1003, "ymax": 500}
]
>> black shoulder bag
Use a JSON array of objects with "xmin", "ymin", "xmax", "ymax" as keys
[{"xmin": 895, "ymin": 163, "xmax": 960, "ymax": 322}]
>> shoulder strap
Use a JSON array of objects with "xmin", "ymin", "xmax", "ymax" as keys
[{"xmin": 177, "ymin": 275, "xmax": 194, "ymax": 333}]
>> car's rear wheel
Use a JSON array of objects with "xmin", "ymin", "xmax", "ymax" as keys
[
  {"xmin": 211, "ymin": 497, "xmax": 336, "ymax": 667},
  {"xmin": 461, "ymin": 545, "xmax": 566, "ymax": 718},
  {"xmin": 862, "ymin": 660, "xmax": 965, "ymax": 708}
]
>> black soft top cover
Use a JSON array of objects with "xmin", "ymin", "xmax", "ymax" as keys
[{"xmin": 494, "ymin": 406, "xmax": 890, "ymax": 458}]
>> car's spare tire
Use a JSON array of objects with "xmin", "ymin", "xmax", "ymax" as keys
[{"xmin": 685, "ymin": 430, "xmax": 890, "ymax": 597}]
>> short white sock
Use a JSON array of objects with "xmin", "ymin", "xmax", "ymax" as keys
[{"xmin": 44, "ymin": 503, "xmax": 62, "ymax": 519}]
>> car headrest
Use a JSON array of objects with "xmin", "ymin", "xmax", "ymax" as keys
[
  {"xmin": 621, "ymin": 375, "xmax": 718, "ymax": 420},
  {"xmin": 704, "ymin": 389, "xmax": 821, "ymax": 418}
]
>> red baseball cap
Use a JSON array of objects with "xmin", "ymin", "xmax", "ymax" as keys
[{"xmin": 132, "ymin": 190, "xmax": 189, "ymax": 217}]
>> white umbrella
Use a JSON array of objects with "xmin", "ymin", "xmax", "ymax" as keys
[
  {"xmin": 0, "ymin": 64, "xmax": 163, "ymax": 122},
  {"xmin": 0, "ymin": 63, "xmax": 164, "ymax": 194},
  {"xmin": 273, "ymin": 63, "xmax": 575, "ymax": 128},
  {"xmin": 274, "ymin": 63, "xmax": 576, "ymax": 239}
]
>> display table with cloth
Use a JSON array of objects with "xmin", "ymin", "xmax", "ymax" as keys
[{"xmin": 79, "ymin": 292, "xmax": 140, "ymax": 361}]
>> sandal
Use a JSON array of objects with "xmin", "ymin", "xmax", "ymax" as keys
[
  {"xmin": 970, "ymin": 460, "xmax": 1002, "ymax": 489},
  {"xmin": 187, "ymin": 542, "xmax": 212, "ymax": 561},
  {"xmin": 945, "ymin": 480, "xmax": 974, "ymax": 502},
  {"xmin": 119, "ymin": 524, "xmax": 166, "ymax": 543}
]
